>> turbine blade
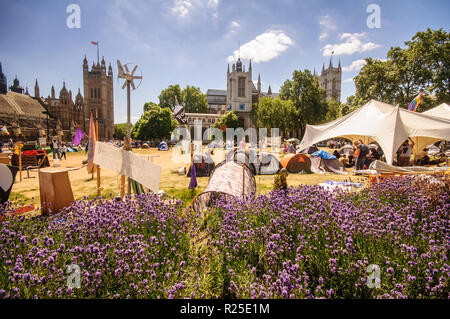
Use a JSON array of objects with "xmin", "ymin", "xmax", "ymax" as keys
[
  {"xmin": 131, "ymin": 81, "xmax": 136, "ymax": 90},
  {"xmin": 131, "ymin": 65, "xmax": 138, "ymax": 75},
  {"xmin": 124, "ymin": 64, "xmax": 130, "ymax": 73},
  {"xmin": 122, "ymin": 81, "xmax": 128, "ymax": 90},
  {"xmin": 133, "ymin": 76, "xmax": 142, "ymax": 80},
  {"xmin": 117, "ymin": 60, "xmax": 124, "ymax": 75}
]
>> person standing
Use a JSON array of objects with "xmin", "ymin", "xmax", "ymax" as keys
[
  {"xmin": 60, "ymin": 143, "xmax": 67, "ymax": 160},
  {"xmin": 398, "ymin": 138, "xmax": 415, "ymax": 166},
  {"xmin": 354, "ymin": 140, "xmax": 369, "ymax": 171},
  {"xmin": 52, "ymin": 140, "xmax": 60, "ymax": 160}
]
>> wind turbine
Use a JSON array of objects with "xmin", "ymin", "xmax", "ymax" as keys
[{"xmin": 117, "ymin": 60, "xmax": 142, "ymax": 195}]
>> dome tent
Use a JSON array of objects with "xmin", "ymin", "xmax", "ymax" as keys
[
  {"xmin": 280, "ymin": 153, "xmax": 311, "ymax": 173},
  {"xmin": 225, "ymin": 148, "xmax": 257, "ymax": 175},
  {"xmin": 254, "ymin": 152, "xmax": 282, "ymax": 175},
  {"xmin": 158, "ymin": 141, "xmax": 169, "ymax": 151}
]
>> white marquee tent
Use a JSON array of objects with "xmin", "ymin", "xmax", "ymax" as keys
[
  {"xmin": 298, "ymin": 100, "xmax": 450, "ymax": 165},
  {"xmin": 422, "ymin": 103, "xmax": 450, "ymax": 120}
]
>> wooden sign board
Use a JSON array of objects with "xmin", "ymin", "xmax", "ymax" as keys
[
  {"xmin": 93, "ymin": 142, "xmax": 161, "ymax": 192},
  {"xmin": 39, "ymin": 169, "xmax": 74, "ymax": 216}
]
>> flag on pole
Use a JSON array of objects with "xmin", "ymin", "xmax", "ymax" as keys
[
  {"xmin": 408, "ymin": 92, "xmax": 423, "ymax": 112},
  {"xmin": 90, "ymin": 41, "xmax": 98, "ymax": 45},
  {"xmin": 73, "ymin": 126, "xmax": 85, "ymax": 146},
  {"xmin": 87, "ymin": 112, "xmax": 97, "ymax": 174},
  {"xmin": 188, "ymin": 164, "xmax": 197, "ymax": 189}
]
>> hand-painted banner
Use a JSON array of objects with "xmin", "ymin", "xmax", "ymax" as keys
[{"xmin": 93, "ymin": 142, "xmax": 161, "ymax": 192}]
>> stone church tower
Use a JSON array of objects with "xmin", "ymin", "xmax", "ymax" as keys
[
  {"xmin": 226, "ymin": 58, "xmax": 258, "ymax": 129},
  {"xmin": 319, "ymin": 57, "xmax": 342, "ymax": 102},
  {"xmin": 83, "ymin": 55, "xmax": 114, "ymax": 140}
]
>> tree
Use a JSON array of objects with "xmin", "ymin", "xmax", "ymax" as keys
[
  {"xmin": 132, "ymin": 103, "xmax": 177, "ymax": 141},
  {"xmin": 113, "ymin": 123, "xmax": 129, "ymax": 140},
  {"xmin": 182, "ymin": 85, "xmax": 208, "ymax": 113},
  {"xmin": 212, "ymin": 111, "xmax": 244, "ymax": 130},
  {"xmin": 158, "ymin": 85, "xmax": 182, "ymax": 110},
  {"xmin": 324, "ymin": 99, "xmax": 344, "ymax": 122},
  {"xmin": 253, "ymin": 97, "xmax": 298, "ymax": 133},
  {"xmin": 143, "ymin": 102, "xmax": 159, "ymax": 112},
  {"xmin": 158, "ymin": 84, "xmax": 209, "ymax": 113},
  {"xmin": 354, "ymin": 28, "xmax": 449, "ymax": 111},
  {"xmin": 279, "ymin": 69, "xmax": 328, "ymax": 136}
]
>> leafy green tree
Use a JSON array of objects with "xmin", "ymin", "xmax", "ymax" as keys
[
  {"xmin": 182, "ymin": 85, "xmax": 208, "ymax": 113},
  {"xmin": 253, "ymin": 97, "xmax": 298, "ymax": 133},
  {"xmin": 354, "ymin": 28, "xmax": 449, "ymax": 111},
  {"xmin": 132, "ymin": 103, "xmax": 177, "ymax": 141},
  {"xmin": 324, "ymin": 99, "xmax": 344, "ymax": 122},
  {"xmin": 279, "ymin": 69, "xmax": 328, "ymax": 136},
  {"xmin": 158, "ymin": 84, "xmax": 209, "ymax": 113},
  {"xmin": 143, "ymin": 102, "xmax": 159, "ymax": 112},
  {"xmin": 158, "ymin": 85, "xmax": 182, "ymax": 110},
  {"xmin": 113, "ymin": 123, "xmax": 129, "ymax": 140},
  {"xmin": 212, "ymin": 111, "xmax": 244, "ymax": 130}
]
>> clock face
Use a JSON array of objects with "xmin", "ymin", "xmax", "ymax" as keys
[{"xmin": 239, "ymin": 104, "xmax": 245, "ymax": 111}]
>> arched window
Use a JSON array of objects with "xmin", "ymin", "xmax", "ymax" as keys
[{"xmin": 238, "ymin": 77, "xmax": 245, "ymax": 97}]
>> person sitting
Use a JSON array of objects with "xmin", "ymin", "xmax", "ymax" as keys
[
  {"xmin": 397, "ymin": 138, "xmax": 415, "ymax": 166},
  {"xmin": 333, "ymin": 150, "xmax": 341, "ymax": 159}
]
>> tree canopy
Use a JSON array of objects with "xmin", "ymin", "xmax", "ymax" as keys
[
  {"xmin": 212, "ymin": 111, "xmax": 244, "ymax": 130},
  {"xmin": 158, "ymin": 84, "xmax": 208, "ymax": 113},
  {"xmin": 113, "ymin": 123, "xmax": 129, "ymax": 140},
  {"xmin": 353, "ymin": 28, "xmax": 449, "ymax": 111},
  {"xmin": 132, "ymin": 103, "xmax": 177, "ymax": 141},
  {"xmin": 252, "ymin": 97, "xmax": 298, "ymax": 133},
  {"xmin": 279, "ymin": 69, "xmax": 328, "ymax": 136}
]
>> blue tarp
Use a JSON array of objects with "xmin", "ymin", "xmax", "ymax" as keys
[{"xmin": 311, "ymin": 150, "xmax": 336, "ymax": 159}]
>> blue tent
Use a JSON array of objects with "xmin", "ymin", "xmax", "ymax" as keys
[
  {"xmin": 311, "ymin": 150, "xmax": 336, "ymax": 159},
  {"xmin": 158, "ymin": 141, "xmax": 169, "ymax": 151}
]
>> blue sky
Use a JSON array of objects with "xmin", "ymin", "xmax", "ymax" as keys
[{"xmin": 0, "ymin": 0, "xmax": 449, "ymax": 124}]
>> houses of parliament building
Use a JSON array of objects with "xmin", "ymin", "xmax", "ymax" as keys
[{"xmin": 0, "ymin": 56, "xmax": 114, "ymax": 143}]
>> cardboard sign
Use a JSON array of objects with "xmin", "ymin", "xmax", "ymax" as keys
[
  {"xmin": 173, "ymin": 104, "xmax": 187, "ymax": 125},
  {"xmin": 93, "ymin": 142, "xmax": 161, "ymax": 192}
]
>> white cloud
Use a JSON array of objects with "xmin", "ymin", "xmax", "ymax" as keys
[
  {"xmin": 342, "ymin": 59, "xmax": 366, "ymax": 72},
  {"xmin": 318, "ymin": 15, "xmax": 336, "ymax": 41},
  {"xmin": 344, "ymin": 77, "xmax": 354, "ymax": 83},
  {"xmin": 230, "ymin": 21, "xmax": 240, "ymax": 28},
  {"xmin": 171, "ymin": 0, "xmax": 219, "ymax": 18},
  {"xmin": 227, "ymin": 30, "xmax": 293, "ymax": 63},
  {"xmin": 322, "ymin": 32, "xmax": 380, "ymax": 56}
]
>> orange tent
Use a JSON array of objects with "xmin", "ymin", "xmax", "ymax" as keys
[{"xmin": 280, "ymin": 153, "xmax": 311, "ymax": 173}]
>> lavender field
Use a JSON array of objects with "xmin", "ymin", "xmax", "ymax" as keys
[{"xmin": 1, "ymin": 175, "xmax": 448, "ymax": 299}]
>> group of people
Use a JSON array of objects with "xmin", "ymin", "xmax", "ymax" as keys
[{"xmin": 49, "ymin": 140, "xmax": 68, "ymax": 160}]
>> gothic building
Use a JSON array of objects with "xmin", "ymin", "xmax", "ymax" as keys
[
  {"xmin": 0, "ymin": 56, "xmax": 114, "ymax": 143},
  {"xmin": 316, "ymin": 57, "xmax": 342, "ymax": 102},
  {"xmin": 206, "ymin": 58, "xmax": 276, "ymax": 129},
  {"xmin": 83, "ymin": 56, "xmax": 114, "ymax": 140}
]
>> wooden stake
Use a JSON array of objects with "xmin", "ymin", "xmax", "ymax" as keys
[
  {"xmin": 97, "ymin": 165, "xmax": 101, "ymax": 197},
  {"xmin": 242, "ymin": 164, "xmax": 245, "ymax": 196},
  {"xmin": 120, "ymin": 175, "xmax": 126, "ymax": 200}
]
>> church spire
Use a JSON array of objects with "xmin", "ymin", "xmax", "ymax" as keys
[
  {"xmin": 34, "ymin": 79, "xmax": 40, "ymax": 98},
  {"xmin": 268, "ymin": 85, "xmax": 272, "ymax": 96},
  {"xmin": 257, "ymin": 73, "xmax": 261, "ymax": 92},
  {"xmin": 338, "ymin": 59, "xmax": 341, "ymax": 70}
]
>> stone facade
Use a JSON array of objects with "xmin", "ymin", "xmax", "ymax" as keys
[
  {"xmin": 83, "ymin": 56, "xmax": 114, "ymax": 140},
  {"xmin": 317, "ymin": 57, "xmax": 342, "ymax": 102},
  {"xmin": 206, "ymin": 59, "xmax": 276, "ymax": 130},
  {"xmin": 0, "ymin": 56, "xmax": 115, "ymax": 143}
]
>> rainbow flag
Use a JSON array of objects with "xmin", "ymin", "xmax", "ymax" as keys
[{"xmin": 408, "ymin": 92, "xmax": 423, "ymax": 112}]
